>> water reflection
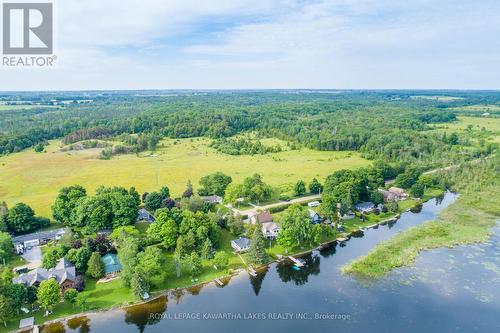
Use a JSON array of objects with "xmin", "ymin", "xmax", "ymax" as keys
[
  {"xmin": 249, "ymin": 266, "xmax": 269, "ymax": 296},
  {"xmin": 318, "ymin": 242, "xmax": 337, "ymax": 258},
  {"xmin": 42, "ymin": 321, "xmax": 65, "ymax": 333},
  {"xmin": 276, "ymin": 254, "xmax": 320, "ymax": 285},
  {"xmin": 67, "ymin": 316, "xmax": 91, "ymax": 333},
  {"xmin": 124, "ymin": 296, "xmax": 167, "ymax": 333},
  {"xmin": 43, "ymin": 193, "xmax": 500, "ymax": 333}
]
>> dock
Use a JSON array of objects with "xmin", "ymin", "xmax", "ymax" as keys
[
  {"xmin": 337, "ymin": 237, "xmax": 348, "ymax": 242},
  {"xmin": 214, "ymin": 278, "xmax": 224, "ymax": 286},
  {"xmin": 248, "ymin": 268, "xmax": 257, "ymax": 277},
  {"xmin": 288, "ymin": 256, "xmax": 304, "ymax": 267}
]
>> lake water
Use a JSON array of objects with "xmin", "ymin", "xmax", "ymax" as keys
[{"xmin": 42, "ymin": 192, "xmax": 500, "ymax": 333}]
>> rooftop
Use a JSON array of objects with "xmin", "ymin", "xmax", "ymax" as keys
[{"xmin": 12, "ymin": 228, "xmax": 66, "ymax": 244}]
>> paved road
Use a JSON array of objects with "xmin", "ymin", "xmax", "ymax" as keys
[{"xmin": 231, "ymin": 194, "xmax": 321, "ymax": 217}]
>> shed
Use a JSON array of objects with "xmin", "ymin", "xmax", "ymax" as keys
[
  {"xmin": 102, "ymin": 253, "xmax": 122, "ymax": 275},
  {"xmin": 19, "ymin": 317, "xmax": 34, "ymax": 329}
]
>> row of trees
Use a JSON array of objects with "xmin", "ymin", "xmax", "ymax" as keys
[
  {"xmin": 0, "ymin": 202, "xmax": 49, "ymax": 235},
  {"xmin": 52, "ymin": 185, "xmax": 139, "ymax": 233}
]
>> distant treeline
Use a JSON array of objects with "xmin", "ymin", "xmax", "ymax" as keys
[{"xmin": 0, "ymin": 91, "xmax": 497, "ymax": 169}]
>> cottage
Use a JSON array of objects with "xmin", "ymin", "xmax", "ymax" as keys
[
  {"xmin": 137, "ymin": 208, "xmax": 155, "ymax": 223},
  {"xmin": 355, "ymin": 202, "xmax": 376, "ymax": 213},
  {"xmin": 341, "ymin": 210, "xmax": 355, "ymax": 220},
  {"xmin": 250, "ymin": 211, "xmax": 273, "ymax": 224},
  {"xmin": 102, "ymin": 253, "xmax": 122, "ymax": 276},
  {"xmin": 308, "ymin": 209, "xmax": 322, "ymax": 224},
  {"xmin": 201, "ymin": 195, "xmax": 223, "ymax": 204},
  {"xmin": 379, "ymin": 187, "xmax": 408, "ymax": 202},
  {"xmin": 388, "ymin": 187, "xmax": 408, "ymax": 199},
  {"xmin": 231, "ymin": 237, "xmax": 251, "ymax": 252},
  {"xmin": 12, "ymin": 228, "xmax": 66, "ymax": 253},
  {"xmin": 262, "ymin": 222, "xmax": 280, "ymax": 239},
  {"xmin": 12, "ymin": 258, "xmax": 76, "ymax": 291}
]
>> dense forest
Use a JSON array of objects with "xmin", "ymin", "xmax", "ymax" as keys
[{"xmin": 1, "ymin": 90, "xmax": 499, "ymax": 169}]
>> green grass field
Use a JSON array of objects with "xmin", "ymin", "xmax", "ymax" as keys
[
  {"xmin": 429, "ymin": 116, "xmax": 500, "ymax": 143},
  {"xmin": 0, "ymin": 105, "xmax": 60, "ymax": 111},
  {"xmin": 0, "ymin": 138, "xmax": 370, "ymax": 217}
]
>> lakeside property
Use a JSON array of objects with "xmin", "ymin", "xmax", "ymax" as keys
[
  {"xmin": 1, "ymin": 184, "xmax": 438, "ymax": 331},
  {"xmin": 342, "ymin": 155, "xmax": 500, "ymax": 279}
]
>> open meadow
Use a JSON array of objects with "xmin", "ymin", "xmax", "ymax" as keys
[
  {"xmin": 429, "ymin": 116, "xmax": 500, "ymax": 143},
  {"xmin": 0, "ymin": 137, "xmax": 370, "ymax": 217}
]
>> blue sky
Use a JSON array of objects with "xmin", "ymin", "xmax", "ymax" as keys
[{"xmin": 2, "ymin": 0, "xmax": 499, "ymax": 90}]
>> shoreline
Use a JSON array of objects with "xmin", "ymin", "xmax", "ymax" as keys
[{"xmin": 32, "ymin": 197, "xmax": 431, "ymax": 331}]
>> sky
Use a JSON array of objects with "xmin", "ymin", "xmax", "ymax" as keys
[{"xmin": 1, "ymin": 0, "xmax": 500, "ymax": 90}]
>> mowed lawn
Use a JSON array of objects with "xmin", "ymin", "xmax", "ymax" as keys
[{"xmin": 0, "ymin": 138, "xmax": 370, "ymax": 217}]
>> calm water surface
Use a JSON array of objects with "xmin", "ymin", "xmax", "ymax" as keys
[{"xmin": 43, "ymin": 192, "xmax": 500, "ymax": 333}]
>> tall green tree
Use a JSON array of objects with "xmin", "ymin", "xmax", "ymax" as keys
[
  {"xmin": 52, "ymin": 185, "xmax": 87, "ymax": 224},
  {"xmin": 294, "ymin": 180, "xmax": 307, "ymax": 196},
  {"xmin": 136, "ymin": 247, "xmax": 166, "ymax": 287},
  {"xmin": 144, "ymin": 192, "xmax": 163, "ymax": 211},
  {"xmin": 198, "ymin": 172, "xmax": 232, "ymax": 196},
  {"xmin": 308, "ymin": 178, "xmax": 323, "ymax": 194},
  {"xmin": 37, "ymin": 279, "xmax": 60, "ymax": 312},
  {"xmin": 7, "ymin": 203, "xmax": 37, "ymax": 234},
  {"xmin": 0, "ymin": 232, "xmax": 13, "ymax": 263},
  {"xmin": 213, "ymin": 251, "xmax": 229, "ymax": 270},
  {"xmin": 86, "ymin": 252, "xmax": 105, "ymax": 279},
  {"xmin": 117, "ymin": 236, "xmax": 139, "ymax": 287},
  {"xmin": 146, "ymin": 214, "xmax": 178, "ymax": 249},
  {"xmin": 248, "ymin": 227, "xmax": 269, "ymax": 265},
  {"xmin": 278, "ymin": 204, "xmax": 314, "ymax": 249},
  {"xmin": 0, "ymin": 202, "xmax": 8, "ymax": 233},
  {"xmin": 184, "ymin": 253, "xmax": 202, "ymax": 277},
  {"xmin": 63, "ymin": 288, "xmax": 78, "ymax": 306},
  {"xmin": 0, "ymin": 295, "xmax": 13, "ymax": 327},
  {"xmin": 130, "ymin": 269, "xmax": 149, "ymax": 299}
]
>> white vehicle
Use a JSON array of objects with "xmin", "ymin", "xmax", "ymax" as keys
[{"xmin": 307, "ymin": 201, "xmax": 320, "ymax": 208}]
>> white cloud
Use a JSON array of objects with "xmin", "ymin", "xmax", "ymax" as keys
[{"xmin": 1, "ymin": 0, "xmax": 499, "ymax": 90}]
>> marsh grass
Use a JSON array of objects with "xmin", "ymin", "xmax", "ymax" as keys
[{"xmin": 342, "ymin": 156, "xmax": 500, "ymax": 279}]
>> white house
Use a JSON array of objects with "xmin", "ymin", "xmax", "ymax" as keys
[{"xmin": 262, "ymin": 222, "xmax": 280, "ymax": 239}]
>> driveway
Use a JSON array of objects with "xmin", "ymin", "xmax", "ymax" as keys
[{"xmin": 21, "ymin": 246, "xmax": 42, "ymax": 270}]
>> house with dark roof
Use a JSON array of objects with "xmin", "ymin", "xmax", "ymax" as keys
[
  {"xmin": 250, "ymin": 211, "xmax": 273, "ymax": 224},
  {"xmin": 102, "ymin": 253, "xmax": 122, "ymax": 276},
  {"xmin": 308, "ymin": 209, "xmax": 322, "ymax": 224},
  {"xmin": 12, "ymin": 258, "xmax": 76, "ymax": 291},
  {"xmin": 355, "ymin": 202, "xmax": 376, "ymax": 213},
  {"xmin": 201, "ymin": 195, "xmax": 223, "ymax": 204},
  {"xmin": 12, "ymin": 228, "xmax": 66, "ymax": 254},
  {"xmin": 231, "ymin": 237, "xmax": 251, "ymax": 252},
  {"xmin": 137, "ymin": 208, "xmax": 155, "ymax": 223}
]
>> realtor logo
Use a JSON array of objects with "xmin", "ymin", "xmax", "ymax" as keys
[{"xmin": 2, "ymin": 2, "xmax": 53, "ymax": 54}]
